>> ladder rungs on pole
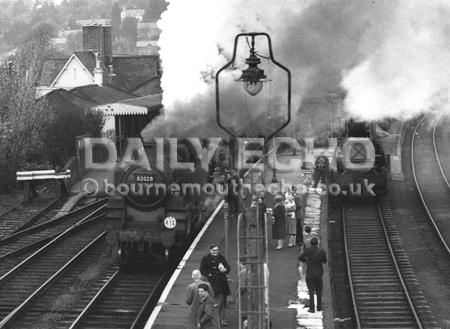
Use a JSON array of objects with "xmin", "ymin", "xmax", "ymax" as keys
[
  {"xmin": 241, "ymin": 311, "xmax": 269, "ymax": 314},
  {"xmin": 241, "ymin": 260, "xmax": 266, "ymax": 265},
  {"xmin": 241, "ymin": 285, "xmax": 267, "ymax": 289},
  {"xmin": 239, "ymin": 236, "xmax": 266, "ymax": 239}
]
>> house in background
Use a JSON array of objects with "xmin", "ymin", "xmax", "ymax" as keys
[
  {"xmin": 38, "ymin": 24, "xmax": 161, "ymax": 97},
  {"xmin": 136, "ymin": 22, "xmax": 160, "ymax": 55},
  {"xmin": 136, "ymin": 40, "xmax": 159, "ymax": 55},
  {"xmin": 137, "ymin": 22, "xmax": 160, "ymax": 40},
  {"xmin": 38, "ymin": 24, "xmax": 163, "ymax": 152},
  {"xmin": 121, "ymin": 9, "xmax": 145, "ymax": 22}
]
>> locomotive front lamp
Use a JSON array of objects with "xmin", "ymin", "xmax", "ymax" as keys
[{"xmin": 237, "ymin": 37, "xmax": 268, "ymax": 96}]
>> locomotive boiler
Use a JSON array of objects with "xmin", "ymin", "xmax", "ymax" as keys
[{"xmin": 108, "ymin": 139, "xmax": 210, "ymax": 266}]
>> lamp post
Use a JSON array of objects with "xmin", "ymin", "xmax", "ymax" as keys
[
  {"xmin": 215, "ymin": 32, "xmax": 291, "ymax": 329},
  {"xmin": 215, "ymin": 32, "xmax": 291, "ymax": 139}
]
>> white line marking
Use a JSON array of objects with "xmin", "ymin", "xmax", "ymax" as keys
[{"xmin": 144, "ymin": 199, "xmax": 225, "ymax": 329}]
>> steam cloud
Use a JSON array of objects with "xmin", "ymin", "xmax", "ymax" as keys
[
  {"xmin": 342, "ymin": 0, "xmax": 450, "ymax": 120},
  {"xmin": 141, "ymin": 0, "xmax": 450, "ymax": 140}
]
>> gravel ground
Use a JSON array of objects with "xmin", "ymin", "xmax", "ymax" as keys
[{"xmin": 388, "ymin": 123, "xmax": 450, "ymax": 329}]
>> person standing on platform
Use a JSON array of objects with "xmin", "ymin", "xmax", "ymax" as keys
[
  {"xmin": 292, "ymin": 186, "xmax": 303, "ymax": 246},
  {"xmin": 284, "ymin": 192, "xmax": 297, "ymax": 247},
  {"xmin": 272, "ymin": 194, "xmax": 286, "ymax": 250},
  {"xmin": 196, "ymin": 283, "xmax": 219, "ymax": 329},
  {"xmin": 186, "ymin": 270, "xmax": 215, "ymax": 329},
  {"xmin": 224, "ymin": 171, "xmax": 240, "ymax": 219},
  {"xmin": 299, "ymin": 226, "xmax": 319, "ymax": 280},
  {"xmin": 200, "ymin": 245, "xmax": 231, "ymax": 326},
  {"xmin": 298, "ymin": 237, "xmax": 327, "ymax": 313},
  {"xmin": 312, "ymin": 153, "xmax": 329, "ymax": 189}
]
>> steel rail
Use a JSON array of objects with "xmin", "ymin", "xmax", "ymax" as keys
[
  {"xmin": 432, "ymin": 113, "xmax": 450, "ymax": 190},
  {"xmin": 0, "ymin": 210, "xmax": 105, "ymax": 284},
  {"xmin": 68, "ymin": 270, "xmax": 120, "ymax": 329},
  {"xmin": 12, "ymin": 197, "xmax": 63, "ymax": 233},
  {"xmin": 341, "ymin": 204, "xmax": 362, "ymax": 329},
  {"xmin": 375, "ymin": 203, "xmax": 423, "ymax": 329},
  {"xmin": 342, "ymin": 202, "xmax": 424, "ymax": 329},
  {"xmin": 0, "ymin": 232, "xmax": 106, "ymax": 328},
  {"xmin": 411, "ymin": 114, "xmax": 450, "ymax": 255},
  {"xmin": 129, "ymin": 275, "xmax": 166, "ymax": 329},
  {"xmin": 0, "ymin": 197, "xmax": 107, "ymax": 244}
]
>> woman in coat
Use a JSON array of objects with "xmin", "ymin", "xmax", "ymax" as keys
[
  {"xmin": 284, "ymin": 192, "xmax": 297, "ymax": 247},
  {"xmin": 197, "ymin": 283, "xmax": 219, "ymax": 329},
  {"xmin": 272, "ymin": 194, "xmax": 286, "ymax": 249}
]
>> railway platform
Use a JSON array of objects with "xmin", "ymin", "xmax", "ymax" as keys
[{"xmin": 145, "ymin": 184, "xmax": 332, "ymax": 329}]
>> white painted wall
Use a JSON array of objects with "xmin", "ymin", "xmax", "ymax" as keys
[{"xmin": 52, "ymin": 57, "xmax": 93, "ymax": 88}]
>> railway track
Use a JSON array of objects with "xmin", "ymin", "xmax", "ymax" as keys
[
  {"xmin": 0, "ymin": 196, "xmax": 62, "ymax": 239},
  {"xmin": 0, "ymin": 216, "xmax": 107, "ymax": 326},
  {"xmin": 12, "ymin": 197, "xmax": 69, "ymax": 233},
  {"xmin": 68, "ymin": 269, "xmax": 165, "ymax": 329},
  {"xmin": 0, "ymin": 234, "xmax": 118, "ymax": 329},
  {"xmin": 411, "ymin": 113, "xmax": 450, "ymax": 255},
  {"xmin": 342, "ymin": 200, "xmax": 437, "ymax": 329},
  {"xmin": 0, "ymin": 199, "xmax": 107, "ymax": 277},
  {"xmin": 329, "ymin": 199, "xmax": 356, "ymax": 328}
]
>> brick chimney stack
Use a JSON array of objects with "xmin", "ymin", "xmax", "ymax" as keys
[{"xmin": 82, "ymin": 25, "xmax": 113, "ymax": 66}]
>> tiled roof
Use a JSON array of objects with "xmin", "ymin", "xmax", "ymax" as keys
[
  {"xmin": 73, "ymin": 51, "xmax": 97, "ymax": 74},
  {"xmin": 69, "ymin": 84, "xmax": 137, "ymax": 104},
  {"xmin": 38, "ymin": 59, "xmax": 68, "ymax": 86},
  {"xmin": 41, "ymin": 87, "xmax": 160, "ymax": 117},
  {"xmin": 128, "ymin": 76, "xmax": 161, "ymax": 96},
  {"xmin": 39, "ymin": 52, "xmax": 160, "ymax": 92},
  {"xmin": 111, "ymin": 55, "xmax": 160, "ymax": 91},
  {"xmin": 95, "ymin": 93, "xmax": 162, "ymax": 116},
  {"xmin": 120, "ymin": 93, "xmax": 162, "ymax": 108},
  {"xmin": 43, "ymin": 89, "xmax": 97, "ymax": 108}
]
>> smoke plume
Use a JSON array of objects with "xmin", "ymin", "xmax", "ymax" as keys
[
  {"xmin": 342, "ymin": 0, "xmax": 450, "ymax": 120},
  {"xmin": 141, "ymin": 0, "xmax": 450, "ymax": 140}
]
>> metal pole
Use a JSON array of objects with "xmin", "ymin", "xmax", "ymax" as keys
[
  {"xmin": 224, "ymin": 202, "xmax": 229, "ymax": 260},
  {"xmin": 271, "ymin": 139, "xmax": 278, "ymax": 183},
  {"xmin": 118, "ymin": 117, "xmax": 122, "ymax": 156},
  {"xmin": 237, "ymin": 213, "xmax": 242, "ymax": 329}
]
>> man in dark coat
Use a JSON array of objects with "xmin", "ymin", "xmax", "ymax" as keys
[
  {"xmin": 272, "ymin": 194, "xmax": 286, "ymax": 249},
  {"xmin": 292, "ymin": 186, "xmax": 303, "ymax": 245},
  {"xmin": 200, "ymin": 245, "xmax": 231, "ymax": 326},
  {"xmin": 197, "ymin": 283, "xmax": 219, "ymax": 329},
  {"xmin": 298, "ymin": 237, "xmax": 327, "ymax": 312},
  {"xmin": 224, "ymin": 171, "xmax": 240, "ymax": 218},
  {"xmin": 186, "ymin": 270, "xmax": 214, "ymax": 329},
  {"xmin": 313, "ymin": 154, "xmax": 329, "ymax": 188}
]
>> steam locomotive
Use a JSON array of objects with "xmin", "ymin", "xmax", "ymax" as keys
[
  {"xmin": 332, "ymin": 120, "xmax": 388, "ymax": 196},
  {"xmin": 108, "ymin": 139, "xmax": 215, "ymax": 266}
]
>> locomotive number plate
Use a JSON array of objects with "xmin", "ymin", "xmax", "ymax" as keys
[{"xmin": 134, "ymin": 174, "xmax": 155, "ymax": 182}]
